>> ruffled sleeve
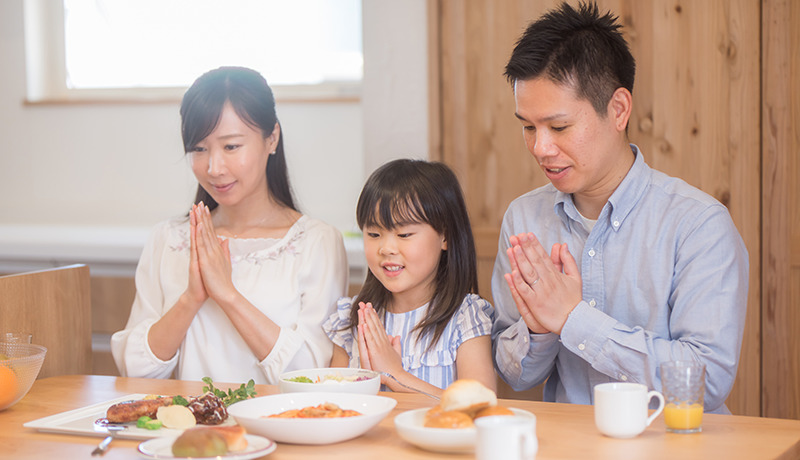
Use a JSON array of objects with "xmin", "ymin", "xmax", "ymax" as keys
[
  {"xmin": 323, "ymin": 297, "xmax": 360, "ymax": 367},
  {"xmin": 455, "ymin": 294, "xmax": 494, "ymax": 345}
]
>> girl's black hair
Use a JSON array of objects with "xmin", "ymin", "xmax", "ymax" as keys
[
  {"xmin": 352, "ymin": 159, "xmax": 479, "ymax": 349},
  {"xmin": 180, "ymin": 66, "xmax": 296, "ymax": 211}
]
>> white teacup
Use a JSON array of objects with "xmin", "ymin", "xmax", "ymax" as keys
[
  {"xmin": 594, "ymin": 382, "xmax": 664, "ymax": 439},
  {"xmin": 475, "ymin": 415, "xmax": 537, "ymax": 460}
]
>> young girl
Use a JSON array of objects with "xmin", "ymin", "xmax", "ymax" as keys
[
  {"xmin": 324, "ymin": 159, "xmax": 496, "ymax": 396},
  {"xmin": 112, "ymin": 67, "xmax": 347, "ymax": 384}
]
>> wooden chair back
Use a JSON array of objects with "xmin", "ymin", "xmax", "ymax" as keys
[{"xmin": 0, "ymin": 264, "xmax": 92, "ymax": 378}]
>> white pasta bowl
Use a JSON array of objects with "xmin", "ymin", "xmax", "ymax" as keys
[
  {"xmin": 227, "ymin": 392, "xmax": 397, "ymax": 445},
  {"xmin": 278, "ymin": 367, "xmax": 381, "ymax": 395}
]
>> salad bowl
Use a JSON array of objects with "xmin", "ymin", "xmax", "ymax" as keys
[{"xmin": 278, "ymin": 367, "xmax": 380, "ymax": 395}]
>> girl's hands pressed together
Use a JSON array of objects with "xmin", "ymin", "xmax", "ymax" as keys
[{"xmin": 356, "ymin": 302, "xmax": 403, "ymax": 381}]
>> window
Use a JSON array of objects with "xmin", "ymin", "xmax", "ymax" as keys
[{"xmin": 24, "ymin": 0, "xmax": 362, "ymax": 102}]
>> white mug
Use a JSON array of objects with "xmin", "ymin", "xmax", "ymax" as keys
[
  {"xmin": 594, "ymin": 382, "xmax": 664, "ymax": 439},
  {"xmin": 475, "ymin": 415, "xmax": 537, "ymax": 460}
]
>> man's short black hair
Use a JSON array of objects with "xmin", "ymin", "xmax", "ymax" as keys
[{"xmin": 505, "ymin": 1, "xmax": 635, "ymax": 115}]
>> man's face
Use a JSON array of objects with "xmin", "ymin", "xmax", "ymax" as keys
[{"xmin": 513, "ymin": 77, "xmax": 630, "ymax": 207}]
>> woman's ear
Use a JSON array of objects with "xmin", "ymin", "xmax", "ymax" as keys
[
  {"xmin": 608, "ymin": 87, "xmax": 632, "ymax": 133},
  {"xmin": 266, "ymin": 122, "xmax": 281, "ymax": 154},
  {"xmin": 441, "ymin": 235, "xmax": 448, "ymax": 251}
]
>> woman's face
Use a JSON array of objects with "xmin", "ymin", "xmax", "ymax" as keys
[{"xmin": 188, "ymin": 102, "xmax": 278, "ymax": 208}]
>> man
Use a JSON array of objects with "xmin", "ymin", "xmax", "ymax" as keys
[{"xmin": 491, "ymin": 1, "xmax": 748, "ymax": 413}]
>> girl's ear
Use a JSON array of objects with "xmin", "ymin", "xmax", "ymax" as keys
[{"xmin": 441, "ymin": 235, "xmax": 447, "ymax": 251}]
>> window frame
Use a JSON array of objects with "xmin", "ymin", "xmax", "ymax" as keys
[{"xmin": 23, "ymin": 0, "xmax": 362, "ymax": 104}]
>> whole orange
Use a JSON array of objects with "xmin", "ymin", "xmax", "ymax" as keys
[{"xmin": 0, "ymin": 365, "xmax": 19, "ymax": 408}]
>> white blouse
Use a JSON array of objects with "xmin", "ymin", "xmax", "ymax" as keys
[
  {"xmin": 323, "ymin": 294, "xmax": 494, "ymax": 389},
  {"xmin": 111, "ymin": 214, "xmax": 348, "ymax": 384}
]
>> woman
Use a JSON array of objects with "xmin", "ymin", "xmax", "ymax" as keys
[{"xmin": 112, "ymin": 67, "xmax": 347, "ymax": 384}]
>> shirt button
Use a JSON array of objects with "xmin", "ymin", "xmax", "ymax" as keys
[
  {"xmin": 515, "ymin": 363, "xmax": 520, "ymax": 369},
  {"xmin": 588, "ymin": 249, "xmax": 596, "ymax": 257},
  {"xmin": 613, "ymin": 220, "xmax": 620, "ymax": 228},
  {"xmin": 578, "ymin": 343, "xmax": 586, "ymax": 351},
  {"xmin": 589, "ymin": 299, "xmax": 597, "ymax": 307},
  {"xmin": 620, "ymin": 374, "xmax": 628, "ymax": 381}
]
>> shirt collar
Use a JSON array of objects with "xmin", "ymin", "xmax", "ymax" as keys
[{"xmin": 553, "ymin": 144, "xmax": 651, "ymax": 232}]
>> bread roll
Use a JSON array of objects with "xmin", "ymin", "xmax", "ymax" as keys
[
  {"xmin": 423, "ymin": 410, "xmax": 475, "ymax": 429},
  {"xmin": 211, "ymin": 425, "xmax": 248, "ymax": 452},
  {"xmin": 474, "ymin": 405, "xmax": 514, "ymax": 419},
  {"xmin": 440, "ymin": 379, "xmax": 497, "ymax": 415}
]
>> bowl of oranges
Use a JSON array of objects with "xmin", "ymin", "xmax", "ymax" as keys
[{"xmin": 0, "ymin": 341, "xmax": 47, "ymax": 411}]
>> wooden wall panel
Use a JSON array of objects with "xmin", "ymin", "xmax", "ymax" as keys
[
  {"xmin": 431, "ymin": 0, "xmax": 763, "ymax": 414},
  {"xmin": 762, "ymin": 0, "xmax": 800, "ymax": 420}
]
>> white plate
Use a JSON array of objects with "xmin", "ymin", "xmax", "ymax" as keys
[
  {"xmin": 138, "ymin": 434, "xmax": 276, "ymax": 459},
  {"xmin": 227, "ymin": 392, "xmax": 396, "ymax": 445},
  {"xmin": 394, "ymin": 407, "xmax": 535, "ymax": 453},
  {"xmin": 23, "ymin": 394, "xmax": 236, "ymax": 440},
  {"xmin": 279, "ymin": 367, "xmax": 380, "ymax": 395}
]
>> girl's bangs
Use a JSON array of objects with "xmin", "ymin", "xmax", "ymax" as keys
[{"xmin": 366, "ymin": 194, "xmax": 428, "ymax": 230}]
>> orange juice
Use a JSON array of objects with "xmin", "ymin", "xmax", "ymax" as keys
[{"xmin": 664, "ymin": 402, "xmax": 703, "ymax": 431}]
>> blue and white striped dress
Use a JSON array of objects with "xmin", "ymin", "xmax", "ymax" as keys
[{"xmin": 322, "ymin": 293, "xmax": 494, "ymax": 390}]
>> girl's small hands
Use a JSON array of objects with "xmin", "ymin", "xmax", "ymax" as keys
[{"xmin": 359, "ymin": 304, "xmax": 404, "ymax": 377}]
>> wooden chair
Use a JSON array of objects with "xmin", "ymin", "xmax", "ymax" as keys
[{"xmin": 0, "ymin": 264, "xmax": 92, "ymax": 378}]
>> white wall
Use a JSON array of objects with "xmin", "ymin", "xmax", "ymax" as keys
[{"xmin": 0, "ymin": 0, "xmax": 427, "ymax": 240}]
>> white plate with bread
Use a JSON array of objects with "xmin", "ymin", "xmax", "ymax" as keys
[
  {"xmin": 138, "ymin": 429, "xmax": 275, "ymax": 459},
  {"xmin": 394, "ymin": 379, "xmax": 535, "ymax": 453}
]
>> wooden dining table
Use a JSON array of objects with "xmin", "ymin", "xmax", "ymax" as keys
[{"xmin": 3, "ymin": 375, "xmax": 800, "ymax": 459}]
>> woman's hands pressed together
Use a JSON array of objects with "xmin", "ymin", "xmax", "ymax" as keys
[{"xmin": 191, "ymin": 203, "xmax": 237, "ymax": 307}]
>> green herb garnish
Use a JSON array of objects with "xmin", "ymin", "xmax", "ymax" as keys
[
  {"xmin": 287, "ymin": 376, "xmax": 313, "ymax": 383},
  {"xmin": 201, "ymin": 377, "xmax": 257, "ymax": 407},
  {"xmin": 172, "ymin": 395, "xmax": 189, "ymax": 406}
]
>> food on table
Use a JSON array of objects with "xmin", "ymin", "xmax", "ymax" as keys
[
  {"xmin": 106, "ymin": 397, "xmax": 173, "ymax": 423},
  {"xmin": 284, "ymin": 372, "xmax": 373, "ymax": 384},
  {"xmin": 171, "ymin": 425, "xmax": 247, "ymax": 457},
  {"xmin": 440, "ymin": 379, "xmax": 498, "ymax": 415},
  {"xmin": 105, "ymin": 392, "xmax": 227, "ymax": 425},
  {"xmin": 0, "ymin": 365, "xmax": 18, "ymax": 407},
  {"xmin": 187, "ymin": 392, "xmax": 228, "ymax": 425},
  {"xmin": 423, "ymin": 379, "xmax": 512, "ymax": 429},
  {"xmin": 136, "ymin": 416, "xmax": 163, "ymax": 430},
  {"xmin": 424, "ymin": 407, "xmax": 475, "ymax": 428},
  {"xmin": 473, "ymin": 405, "xmax": 515, "ymax": 419},
  {"xmin": 266, "ymin": 402, "xmax": 362, "ymax": 418},
  {"xmin": 157, "ymin": 405, "xmax": 197, "ymax": 429}
]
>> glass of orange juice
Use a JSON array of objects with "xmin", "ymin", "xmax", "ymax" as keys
[{"xmin": 660, "ymin": 361, "xmax": 705, "ymax": 433}]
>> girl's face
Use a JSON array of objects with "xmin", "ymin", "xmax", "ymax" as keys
[
  {"xmin": 363, "ymin": 220, "xmax": 447, "ymax": 311},
  {"xmin": 188, "ymin": 102, "xmax": 278, "ymax": 209}
]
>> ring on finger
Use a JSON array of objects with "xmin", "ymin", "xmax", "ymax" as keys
[{"xmin": 532, "ymin": 278, "xmax": 539, "ymax": 285}]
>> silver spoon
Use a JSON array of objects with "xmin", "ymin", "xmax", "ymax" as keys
[{"xmin": 380, "ymin": 372, "xmax": 441, "ymax": 401}]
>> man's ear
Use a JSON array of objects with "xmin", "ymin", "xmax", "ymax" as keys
[{"xmin": 608, "ymin": 87, "xmax": 633, "ymax": 132}]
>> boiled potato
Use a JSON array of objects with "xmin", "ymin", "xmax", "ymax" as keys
[{"xmin": 157, "ymin": 405, "xmax": 197, "ymax": 429}]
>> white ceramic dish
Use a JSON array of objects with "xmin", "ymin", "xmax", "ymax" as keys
[
  {"xmin": 138, "ymin": 434, "xmax": 276, "ymax": 459},
  {"xmin": 23, "ymin": 394, "xmax": 234, "ymax": 440},
  {"xmin": 394, "ymin": 407, "xmax": 535, "ymax": 453},
  {"xmin": 278, "ymin": 367, "xmax": 381, "ymax": 395},
  {"xmin": 227, "ymin": 392, "xmax": 396, "ymax": 445}
]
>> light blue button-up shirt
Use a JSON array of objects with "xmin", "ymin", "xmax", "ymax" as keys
[{"xmin": 491, "ymin": 145, "xmax": 748, "ymax": 414}]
